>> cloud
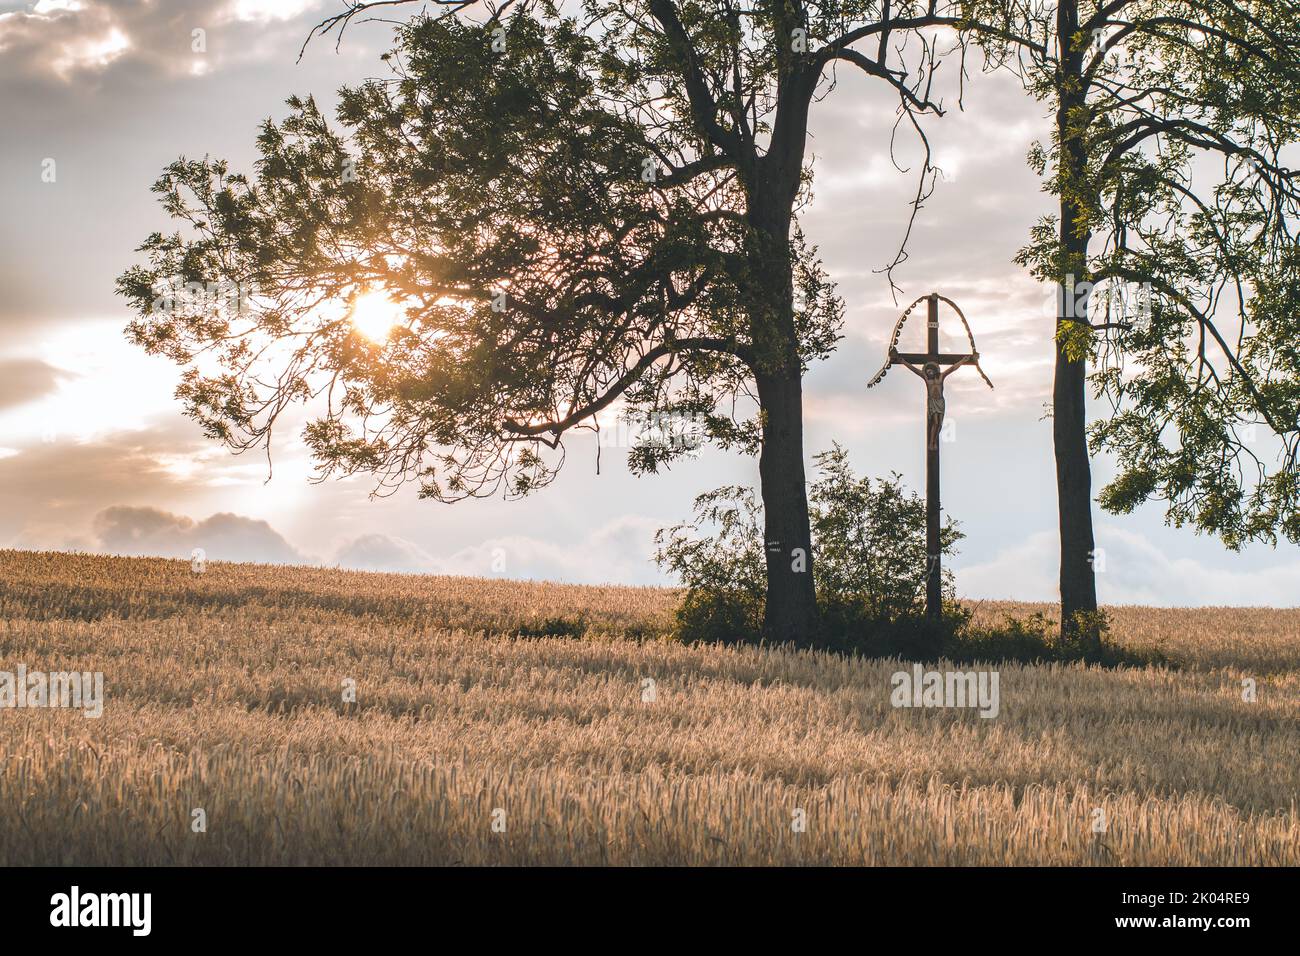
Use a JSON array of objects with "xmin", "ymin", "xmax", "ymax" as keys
[
  {"xmin": 327, "ymin": 515, "xmax": 668, "ymax": 585},
  {"xmin": 0, "ymin": 0, "xmax": 332, "ymax": 86},
  {"xmin": 227, "ymin": 0, "xmax": 320, "ymax": 23},
  {"xmin": 332, "ymin": 532, "xmax": 437, "ymax": 574},
  {"xmin": 438, "ymin": 515, "xmax": 665, "ymax": 585},
  {"xmin": 955, "ymin": 531, "xmax": 1058, "ymax": 602},
  {"xmin": 91, "ymin": 504, "xmax": 305, "ymax": 563},
  {"xmin": 0, "ymin": 0, "xmax": 135, "ymax": 83},
  {"xmin": 0, "ymin": 397, "xmax": 305, "ymax": 549},
  {"xmin": 0, "ymin": 423, "xmax": 199, "ymax": 547},
  {"xmin": 957, "ymin": 526, "xmax": 1300, "ymax": 608},
  {"xmin": 12, "ymin": 488, "xmax": 668, "ymax": 581},
  {"xmin": 0, "ymin": 358, "xmax": 70, "ymax": 411}
]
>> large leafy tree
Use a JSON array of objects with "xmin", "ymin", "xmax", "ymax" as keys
[
  {"xmin": 118, "ymin": 1, "xmax": 993, "ymax": 645},
  {"xmin": 964, "ymin": 0, "xmax": 1300, "ymax": 635}
]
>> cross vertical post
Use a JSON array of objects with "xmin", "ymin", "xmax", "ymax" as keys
[
  {"xmin": 925, "ymin": 294, "xmax": 941, "ymax": 620},
  {"xmin": 868, "ymin": 292, "xmax": 993, "ymax": 625}
]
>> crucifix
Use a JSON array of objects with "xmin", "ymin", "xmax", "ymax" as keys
[{"xmin": 867, "ymin": 293, "xmax": 993, "ymax": 620}]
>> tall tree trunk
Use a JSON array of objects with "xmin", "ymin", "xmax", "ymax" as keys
[
  {"xmin": 756, "ymin": 370, "xmax": 818, "ymax": 646},
  {"xmin": 1054, "ymin": 287, "xmax": 1099, "ymax": 636},
  {"xmin": 744, "ymin": 138, "xmax": 819, "ymax": 646},
  {"xmin": 1055, "ymin": 0, "xmax": 1100, "ymax": 639}
]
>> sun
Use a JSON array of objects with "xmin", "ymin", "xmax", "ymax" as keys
[{"xmin": 349, "ymin": 288, "xmax": 404, "ymax": 342}]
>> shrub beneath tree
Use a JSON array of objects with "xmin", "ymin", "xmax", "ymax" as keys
[{"xmin": 656, "ymin": 443, "xmax": 962, "ymax": 652}]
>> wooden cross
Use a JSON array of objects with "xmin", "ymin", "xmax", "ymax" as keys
[{"xmin": 868, "ymin": 293, "xmax": 992, "ymax": 620}]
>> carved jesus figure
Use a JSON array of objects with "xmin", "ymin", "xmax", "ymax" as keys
[{"xmin": 892, "ymin": 350, "xmax": 976, "ymax": 451}]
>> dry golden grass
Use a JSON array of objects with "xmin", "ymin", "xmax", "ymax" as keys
[{"xmin": 1, "ymin": 548, "xmax": 1296, "ymax": 865}]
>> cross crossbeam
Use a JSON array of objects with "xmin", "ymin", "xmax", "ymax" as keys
[{"xmin": 891, "ymin": 352, "xmax": 978, "ymax": 365}]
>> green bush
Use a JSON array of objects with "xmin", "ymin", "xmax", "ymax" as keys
[
  {"xmin": 654, "ymin": 484, "xmax": 767, "ymax": 646},
  {"xmin": 948, "ymin": 609, "xmax": 1165, "ymax": 668},
  {"xmin": 515, "ymin": 616, "xmax": 589, "ymax": 639},
  {"xmin": 655, "ymin": 443, "xmax": 962, "ymax": 649},
  {"xmin": 810, "ymin": 445, "xmax": 963, "ymax": 624},
  {"xmin": 673, "ymin": 587, "xmax": 764, "ymax": 647}
]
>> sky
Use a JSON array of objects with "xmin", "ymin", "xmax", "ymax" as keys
[{"xmin": 1, "ymin": 0, "xmax": 1297, "ymax": 606}]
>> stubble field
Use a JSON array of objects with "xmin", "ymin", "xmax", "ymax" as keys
[{"xmin": 0, "ymin": 548, "xmax": 1296, "ymax": 865}]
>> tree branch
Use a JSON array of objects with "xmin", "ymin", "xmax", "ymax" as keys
[{"xmin": 501, "ymin": 337, "xmax": 755, "ymax": 439}]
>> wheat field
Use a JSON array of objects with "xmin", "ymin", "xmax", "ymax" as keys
[{"xmin": 0, "ymin": 548, "xmax": 1296, "ymax": 865}]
